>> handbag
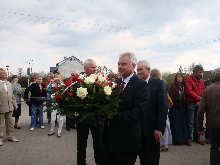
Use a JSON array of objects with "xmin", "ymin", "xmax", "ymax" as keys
[{"xmin": 25, "ymin": 100, "xmax": 32, "ymax": 107}]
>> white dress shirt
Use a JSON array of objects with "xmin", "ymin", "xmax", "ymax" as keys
[
  {"xmin": 122, "ymin": 73, "xmax": 134, "ymax": 89},
  {"xmin": 0, "ymin": 80, "xmax": 8, "ymax": 91}
]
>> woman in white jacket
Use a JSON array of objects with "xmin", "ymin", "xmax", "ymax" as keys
[{"xmin": 47, "ymin": 71, "xmax": 64, "ymax": 138}]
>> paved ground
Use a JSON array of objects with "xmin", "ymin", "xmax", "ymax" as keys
[{"xmin": 0, "ymin": 102, "xmax": 210, "ymax": 165}]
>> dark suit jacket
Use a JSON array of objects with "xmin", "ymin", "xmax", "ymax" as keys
[
  {"xmin": 204, "ymin": 79, "xmax": 214, "ymax": 87},
  {"xmin": 142, "ymin": 77, "xmax": 168, "ymax": 137},
  {"xmin": 107, "ymin": 74, "xmax": 150, "ymax": 152},
  {"xmin": 23, "ymin": 83, "xmax": 47, "ymax": 105}
]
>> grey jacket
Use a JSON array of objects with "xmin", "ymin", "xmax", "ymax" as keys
[
  {"xmin": 197, "ymin": 83, "xmax": 220, "ymax": 131},
  {"xmin": 11, "ymin": 83, "xmax": 22, "ymax": 104},
  {"xmin": 0, "ymin": 81, "xmax": 17, "ymax": 113}
]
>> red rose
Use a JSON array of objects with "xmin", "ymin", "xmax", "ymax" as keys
[
  {"xmin": 77, "ymin": 79, "xmax": 83, "ymax": 83},
  {"xmin": 55, "ymin": 94, "xmax": 61, "ymax": 100},
  {"xmin": 95, "ymin": 81, "xmax": 102, "ymax": 87},
  {"xmin": 54, "ymin": 86, "xmax": 59, "ymax": 91},
  {"xmin": 107, "ymin": 81, "xmax": 112, "ymax": 85},
  {"xmin": 67, "ymin": 91, "xmax": 73, "ymax": 97},
  {"xmin": 72, "ymin": 75, "xmax": 79, "ymax": 81},
  {"xmin": 64, "ymin": 79, "xmax": 71, "ymax": 86},
  {"xmin": 112, "ymin": 82, "xmax": 118, "ymax": 88},
  {"xmin": 106, "ymin": 76, "xmax": 109, "ymax": 81}
]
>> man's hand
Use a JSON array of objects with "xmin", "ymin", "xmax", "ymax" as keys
[
  {"xmin": 196, "ymin": 102, "xmax": 200, "ymax": 106},
  {"xmin": 14, "ymin": 106, "xmax": 18, "ymax": 110},
  {"xmin": 154, "ymin": 130, "xmax": 162, "ymax": 142}
]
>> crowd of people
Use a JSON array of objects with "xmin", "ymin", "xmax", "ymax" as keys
[{"xmin": 0, "ymin": 52, "xmax": 219, "ymax": 165}]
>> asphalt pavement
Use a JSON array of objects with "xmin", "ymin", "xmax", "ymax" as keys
[{"xmin": 0, "ymin": 102, "xmax": 210, "ymax": 165}]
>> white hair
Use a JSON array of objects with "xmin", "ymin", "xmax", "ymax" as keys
[
  {"xmin": 137, "ymin": 60, "xmax": 151, "ymax": 69},
  {"xmin": 119, "ymin": 52, "xmax": 137, "ymax": 64},
  {"xmin": 36, "ymin": 75, "xmax": 43, "ymax": 79},
  {"xmin": 83, "ymin": 59, "xmax": 95, "ymax": 67}
]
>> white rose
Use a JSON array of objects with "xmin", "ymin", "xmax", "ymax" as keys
[
  {"xmin": 84, "ymin": 77, "xmax": 95, "ymax": 84},
  {"xmin": 104, "ymin": 86, "xmax": 112, "ymax": 95},
  {"xmin": 76, "ymin": 87, "xmax": 88, "ymax": 100},
  {"xmin": 51, "ymin": 94, "xmax": 55, "ymax": 98},
  {"xmin": 89, "ymin": 74, "xmax": 97, "ymax": 80},
  {"xmin": 74, "ymin": 112, "xmax": 79, "ymax": 116},
  {"xmin": 78, "ymin": 74, "xmax": 84, "ymax": 80},
  {"xmin": 98, "ymin": 76, "xmax": 105, "ymax": 82}
]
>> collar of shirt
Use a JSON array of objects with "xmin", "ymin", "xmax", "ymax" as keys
[
  {"xmin": 0, "ymin": 80, "xmax": 8, "ymax": 91},
  {"xmin": 122, "ymin": 73, "xmax": 134, "ymax": 89},
  {"xmin": 0, "ymin": 80, "xmax": 6, "ymax": 84},
  {"xmin": 145, "ymin": 76, "xmax": 150, "ymax": 83}
]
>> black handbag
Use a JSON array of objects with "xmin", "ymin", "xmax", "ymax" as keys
[{"xmin": 25, "ymin": 100, "xmax": 32, "ymax": 107}]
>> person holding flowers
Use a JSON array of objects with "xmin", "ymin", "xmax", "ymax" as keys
[
  {"xmin": 47, "ymin": 71, "xmax": 64, "ymax": 138},
  {"xmin": 102, "ymin": 52, "xmax": 150, "ymax": 165},
  {"xmin": 46, "ymin": 59, "xmax": 121, "ymax": 165},
  {"xmin": 76, "ymin": 59, "xmax": 104, "ymax": 165}
]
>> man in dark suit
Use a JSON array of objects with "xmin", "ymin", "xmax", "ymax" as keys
[
  {"xmin": 137, "ymin": 60, "xmax": 168, "ymax": 165},
  {"xmin": 102, "ymin": 52, "xmax": 150, "ymax": 165},
  {"xmin": 76, "ymin": 59, "xmax": 103, "ymax": 165}
]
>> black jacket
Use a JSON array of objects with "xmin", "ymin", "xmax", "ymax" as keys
[
  {"xmin": 142, "ymin": 77, "xmax": 168, "ymax": 137},
  {"xmin": 23, "ymin": 83, "xmax": 47, "ymax": 105},
  {"xmin": 104, "ymin": 74, "xmax": 150, "ymax": 152}
]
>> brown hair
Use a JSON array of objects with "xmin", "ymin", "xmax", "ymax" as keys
[
  {"xmin": 30, "ymin": 75, "xmax": 36, "ymax": 82},
  {"xmin": 173, "ymin": 73, "xmax": 185, "ymax": 85},
  {"xmin": 54, "ymin": 70, "xmax": 62, "ymax": 80}
]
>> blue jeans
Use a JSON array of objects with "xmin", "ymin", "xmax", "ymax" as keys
[
  {"xmin": 187, "ymin": 102, "xmax": 200, "ymax": 140},
  {"xmin": 209, "ymin": 128, "xmax": 220, "ymax": 165},
  {"xmin": 30, "ymin": 104, "xmax": 44, "ymax": 128}
]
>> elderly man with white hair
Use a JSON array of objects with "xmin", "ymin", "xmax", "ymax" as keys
[{"xmin": 0, "ymin": 68, "xmax": 19, "ymax": 146}]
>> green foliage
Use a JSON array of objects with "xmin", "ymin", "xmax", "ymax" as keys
[
  {"xmin": 202, "ymin": 72, "xmax": 209, "ymax": 80},
  {"xmin": 161, "ymin": 72, "xmax": 176, "ymax": 90},
  {"xmin": 162, "ymin": 62, "xmax": 206, "ymax": 89},
  {"xmin": 97, "ymin": 65, "xmax": 113, "ymax": 74},
  {"xmin": 45, "ymin": 75, "xmax": 121, "ymax": 125}
]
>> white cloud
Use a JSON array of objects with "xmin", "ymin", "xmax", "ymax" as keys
[{"xmin": 0, "ymin": 0, "xmax": 220, "ymax": 76}]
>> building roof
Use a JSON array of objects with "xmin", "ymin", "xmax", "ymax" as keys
[{"xmin": 56, "ymin": 56, "xmax": 83, "ymax": 67}]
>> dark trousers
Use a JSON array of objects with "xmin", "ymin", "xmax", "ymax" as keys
[
  {"xmin": 76, "ymin": 119, "xmax": 103, "ymax": 165},
  {"xmin": 101, "ymin": 140, "xmax": 137, "ymax": 165},
  {"xmin": 139, "ymin": 136, "xmax": 160, "ymax": 165},
  {"xmin": 66, "ymin": 116, "xmax": 76, "ymax": 128},
  {"xmin": 47, "ymin": 112, "xmax": 51, "ymax": 122},
  {"xmin": 205, "ymin": 128, "xmax": 210, "ymax": 139},
  {"xmin": 209, "ymin": 128, "xmax": 220, "ymax": 165}
]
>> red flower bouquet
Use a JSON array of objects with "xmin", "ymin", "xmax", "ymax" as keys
[{"xmin": 47, "ymin": 73, "xmax": 120, "ymax": 124}]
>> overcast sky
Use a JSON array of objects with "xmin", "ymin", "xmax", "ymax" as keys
[{"xmin": 1, "ymin": 0, "xmax": 220, "ymax": 76}]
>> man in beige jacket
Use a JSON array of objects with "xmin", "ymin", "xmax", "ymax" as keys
[{"xmin": 0, "ymin": 68, "xmax": 19, "ymax": 146}]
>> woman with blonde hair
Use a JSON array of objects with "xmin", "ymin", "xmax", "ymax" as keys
[
  {"xmin": 47, "ymin": 71, "xmax": 64, "ymax": 138},
  {"xmin": 11, "ymin": 75, "xmax": 22, "ymax": 129}
]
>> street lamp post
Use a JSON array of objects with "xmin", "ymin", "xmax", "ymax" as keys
[
  {"xmin": 27, "ymin": 60, "xmax": 34, "ymax": 86},
  {"xmin": 6, "ymin": 65, "xmax": 9, "ymax": 77}
]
